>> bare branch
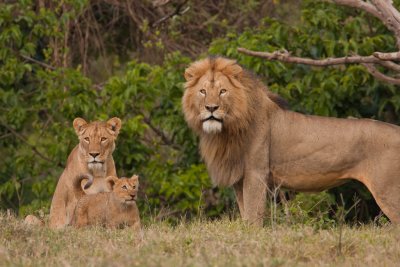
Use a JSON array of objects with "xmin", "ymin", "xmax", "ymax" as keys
[
  {"xmin": 142, "ymin": 116, "xmax": 181, "ymax": 150},
  {"xmin": 329, "ymin": 0, "xmax": 382, "ymax": 20},
  {"xmin": 151, "ymin": 0, "xmax": 190, "ymax": 27},
  {"xmin": 237, "ymin": 47, "xmax": 400, "ymax": 66},
  {"xmin": 0, "ymin": 122, "xmax": 63, "ymax": 167},
  {"xmin": 19, "ymin": 55, "xmax": 56, "ymax": 70},
  {"xmin": 362, "ymin": 63, "xmax": 400, "ymax": 85},
  {"xmin": 376, "ymin": 60, "xmax": 400, "ymax": 72}
]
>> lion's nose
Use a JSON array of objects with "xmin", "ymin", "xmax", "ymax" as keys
[
  {"xmin": 130, "ymin": 194, "xmax": 136, "ymax": 199},
  {"xmin": 89, "ymin": 152, "xmax": 100, "ymax": 158},
  {"xmin": 206, "ymin": 105, "xmax": 219, "ymax": 112}
]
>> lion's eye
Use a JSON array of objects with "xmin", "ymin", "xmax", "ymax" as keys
[
  {"xmin": 122, "ymin": 185, "xmax": 127, "ymax": 190},
  {"xmin": 200, "ymin": 89, "xmax": 206, "ymax": 95},
  {"xmin": 132, "ymin": 185, "xmax": 136, "ymax": 189},
  {"xmin": 84, "ymin": 137, "xmax": 89, "ymax": 142},
  {"xmin": 101, "ymin": 137, "xmax": 107, "ymax": 142},
  {"xmin": 220, "ymin": 89, "xmax": 227, "ymax": 95}
]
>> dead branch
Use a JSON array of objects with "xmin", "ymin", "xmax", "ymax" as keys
[
  {"xmin": 20, "ymin": 54, "xmax": 56, "ymax": 70},
  {"xmin": 142, "ymin": 116, "xmax": 181, "ymax": 150},
  {"xmin": 238, "ymin": 0, "xmax": 400, "ymax": 86},
  {"xmin": 237, "ymin": 48, "xmax": 400, "ymax": 66},
  {"xmin": 362, "ymin": 63, "xmax": 400, "ymax": 85},
  {"xmin": 0, "ymin": 122, "xmax": 63, "ymax": 167},
  {"xmin": 151, "ymin": 0, "xmax": 189, "ymax": 27}
]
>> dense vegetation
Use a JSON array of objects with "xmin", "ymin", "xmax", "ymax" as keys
[{"xmin": 1, "ymin": 0, "xmax": 399, "ymax": 224}]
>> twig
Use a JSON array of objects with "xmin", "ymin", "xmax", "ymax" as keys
[
  {"xmin": 142, "ymin": 116, "xmax": 181, "ymax": 150},
  {"xmin": 19, "ymin": 54, "xmax": 56, "ymax": 70},
  {"xmin": 151, "ymin": 0, "xmax": 190, "ymax": 27},
  {"xmin": 0, "ymin": 122, "xmax": 63, "ymax": 167}
]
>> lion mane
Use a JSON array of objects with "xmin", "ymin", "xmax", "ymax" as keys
[{"xmin": 182, "ymin": 57, "xmax": 286, "ymax": 187}]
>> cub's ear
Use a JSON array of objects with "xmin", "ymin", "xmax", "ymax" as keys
[
  {"xmin": 73, "ymin": 118, "xmax": 88, "ymax": 136},
  {"xmin": 106, "ymin": 117, "xmax": 122, "ymax": 136},
  {"xmin": 130, "ymin": 175, "xmax": 139, "ymax": 182},
  {"xmin": 106, "ymin": 176, "xmax": 119, "ymax": 190}
]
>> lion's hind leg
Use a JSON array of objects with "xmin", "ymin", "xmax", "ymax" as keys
[{"xmin": 358, "ymin": 172, "xmax": 400, "ymax": 224}]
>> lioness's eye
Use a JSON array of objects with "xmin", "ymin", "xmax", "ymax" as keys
[
  {"xmin": 101, "ymin": 137, "xmax": 107, "ymax": 142},
  {"xmin": 220, "ymin": 89, "xmax": 227, "ymax": 95},
  {"xmin": 84, "ymin": 137, "xmax": 89, "ymax": 142},
  {"xmin": 132, "ymin": 186, "xmax": 136, "ymax": 189},
  {"xmin": 200, "ymin": 89, "xmax": 206, "ymax": 95},
  {"xmin": 122, "ymin": 185, "xmax": 127, "ymax": 190}
]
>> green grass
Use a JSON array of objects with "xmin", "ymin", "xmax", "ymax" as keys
[{"xmin": 1, "ymin": 214, "xmax": 399, "ymax": 266}]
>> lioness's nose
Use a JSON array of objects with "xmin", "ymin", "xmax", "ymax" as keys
[
  {"xmin": 206, "ymin": 105, "xmax": 219, "ymax": 112},
  {"xmin": 89, "ymin": 152, "xmax": 100, "ymax": 158}
]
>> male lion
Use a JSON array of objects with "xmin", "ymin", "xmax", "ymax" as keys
[
  {"xmin": 70, "ymin": 175, "xmax": 141, "ymax": 231},
  {"xmin": 49, "ymin": 117, "xmax": 122, "ymax": 229},
  {"xmin": 182, "ymin": 57, "xmax": 400, "ymax": 226}
]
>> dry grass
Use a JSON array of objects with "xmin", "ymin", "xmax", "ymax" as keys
[{"xmin": 1, "ymin": 214, "xmax": 400, "ymax": 267}]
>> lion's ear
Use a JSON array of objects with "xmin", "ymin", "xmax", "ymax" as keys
[
  {"xmin": 184, "ymin": 68, "xmax": 195, "ymax": 81},
  {"xmin": 73, "ymin": 118, "xmax": 88, "ymax": 136},
  {"xmin": 225, "ymin": 63, "xmax": 243, "ymax": 79},
  {"xmin": 106, "ymin": 117, "xmax": 122, "ymax": 136},
  {"xmin": 130, "ymin": 175, "xmax": 139, "ymax": 182},
  {"xmin": 106, "ymin": 176, "xmax": 119, "ymax": 190}
]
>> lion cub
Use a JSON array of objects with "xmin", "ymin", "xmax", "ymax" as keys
[{"xmin": 71, "ymin": 175, "xmax": 141, "ymax": 231}]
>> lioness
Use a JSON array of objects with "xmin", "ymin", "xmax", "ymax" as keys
[
  {"xmin": 182, "ymin": 57, "xmax": 400, "ymax": 225},
  {"xmin": 49, "ymin": 117, "xmax": 122, "ymax": 229},
  {"xmin": 71, "ymin": 175, "xmax": 141, "ymax": 231}
]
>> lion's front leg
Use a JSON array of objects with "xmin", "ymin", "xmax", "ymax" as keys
[
  {"xmin": 233, "ymin": 179, "xmax": 244, "ymax": 217},
  {"xmin": 242, "ymin": 171, "xmax": 268, "ymax": 227}
]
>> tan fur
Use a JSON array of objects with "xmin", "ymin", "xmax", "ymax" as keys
[
  {"xmin": 24, "ymin": 214, "xmax": 44, "ymax": 226},
  {"xmin": 71, "ymin": 175, "xmax": 141, "ymax": 231},
  {"xmin": 48, "ymin": 117, "xmax": 122, "ymax": 229},
  {"xmin": 183, "ymin": 57, "xmax": 400, "ymax": 225}
]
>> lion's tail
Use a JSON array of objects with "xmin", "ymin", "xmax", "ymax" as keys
[{"xmin": 72, "ymin": 173, "xmax": 94, "ymax": 199}]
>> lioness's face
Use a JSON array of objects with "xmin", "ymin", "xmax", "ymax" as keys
[
  {"xmin": 183, "ymin": 58, "xmax": 249, "ymax": 134},
  {"xmin": 73, "ymin": 117, "xmax": 121, "ymax": 170},
  {"xmin": 107, "ymin": 175, "xmax": 139, "ymax": 205}
]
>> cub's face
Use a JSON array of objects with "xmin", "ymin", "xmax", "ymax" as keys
[
  {"xmin": 182, "ymin": 58, "xmax": 249, "ymax": 135},
  {"xmin": 73, "ymin": 117, "xmax": 121, "ymax": 171},
  {"xmin": 107, "ymin": 175, "xmax": 139, "ymax": 205}
]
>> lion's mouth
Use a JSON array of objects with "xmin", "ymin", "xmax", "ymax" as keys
[
  {"xmin": 125, "ymin": 198, "xmax": 136, "ymax": 204},
  {"xmin": 202, "ymin": 116, "xmax": 223, "ymax": 123}
]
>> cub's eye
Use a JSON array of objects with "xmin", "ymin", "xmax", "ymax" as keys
[
  {"xmin": 220, "ymin": 89, "xmax": 227, "ymax": 95},
  {"xmin": 122, "ymin": 185, "xmax": 127, "ymax": 190},
  {"xmin": 101, "ymin": 137, "xmax": 107, "ymax": 142},
  {"xmin": 132, "ymin": 185, "xmax": 136, "ymax": 189},
  {"xmin": 84, "ymin": 137, "xmax": 89, "ymax": 142},
  {"xmin": 200, "ymin": 89, "xmax": 206, "ymax": 95}
]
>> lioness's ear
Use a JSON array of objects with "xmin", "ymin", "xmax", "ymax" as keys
[
  {"xmin": 106, "ymin": 117, "xmax": 122, "ymax": 136},
  {"xmin": 73, "ymin": 118, "xmax": 88, "ymax": 136},
  {"xmin": 106, "ymin": 176, "xmax": 119, "ymax": 190}
]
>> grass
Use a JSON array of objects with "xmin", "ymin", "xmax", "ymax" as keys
[{"xmin": 1, "ymin": 213, "xmax": 400, "ymax": 267}]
